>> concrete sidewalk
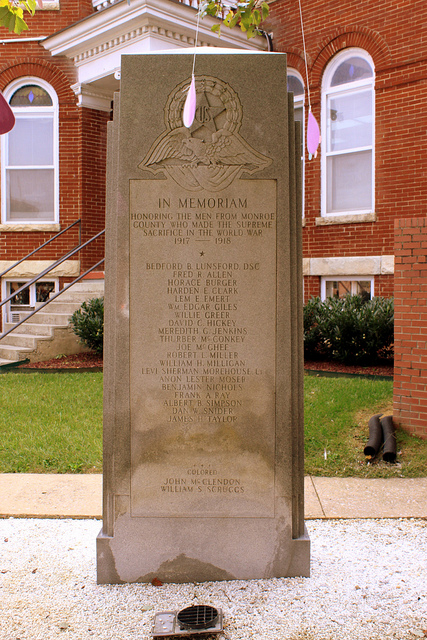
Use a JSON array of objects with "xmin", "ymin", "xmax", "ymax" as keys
[{"xmin": 0, "ymin": 474, "xmax": 425, "ymax": 519}]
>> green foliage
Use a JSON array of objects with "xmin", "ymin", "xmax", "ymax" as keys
[
  {"xmin": 0, "ymin": 0, "xmax": 36, "ymax": 35},
  {"xmin": 70, "ymin": 297, "xmax": 104, "ymax": 355},
  {"xmin": 0, "ymin": 0, "xmax": 268, "ymax": 37},
  {"xmin": 304, "ymin": 295, "xmax": 394, "ymax": 365},
  {"xmin": 201, "ymin": 0, "xmax": 269, "ymax": 38}
]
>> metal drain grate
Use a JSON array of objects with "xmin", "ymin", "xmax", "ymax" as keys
[
  {"xmin": 152, "ymin": 606, "xmax": 223, "ymax": 637},
  {"xmin": 177, "ymin": 605, "xmax": 219, "ymax": 630}
]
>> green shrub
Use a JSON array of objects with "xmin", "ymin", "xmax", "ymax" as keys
[
  {"xmin": 302, "ymin": 296, "xmax": 327, "ymax": 358},
  {"xmin": 303, "ymin": 295, "xmax": 394, "ymax": 364},
  {"xmin": 70, "ymin": 297, "xmax": 104, "ymax": 354}
]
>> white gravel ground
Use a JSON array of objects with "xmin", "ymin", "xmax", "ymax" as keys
[{"xmin": 0, "ymin": 518, "xmax": 426, "ymax": 640}]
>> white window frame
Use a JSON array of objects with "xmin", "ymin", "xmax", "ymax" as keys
[
  {"xmin": 287, "ymin": 69, "xmax": 305, "ymax": 217},
  {"xmin": 320, "ymin": 276, "xmax": 374, "ymax": 301},
  {"xmin": 1, "ymin": 77, "xmax": 59, "ymax": 225},
  {"xmin": 1, "ymin": 277, "xmax": 58, "ymax": 325},
  {"xmin": 321, "ymin": 49, "xmax": 375, "ymax": 218}
]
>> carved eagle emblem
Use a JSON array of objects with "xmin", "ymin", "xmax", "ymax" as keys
[{"xmin": 139, "ymin": 76, "xmax": 272, "ymax": 192}]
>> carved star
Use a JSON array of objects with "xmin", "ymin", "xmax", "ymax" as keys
[
  {"xmin": 189, "ymin": 90, "xmax": 227, "ymax": 137},
  {"xmin": 200, "ymin": 251, "xmax": 205, "ymax": 256}
]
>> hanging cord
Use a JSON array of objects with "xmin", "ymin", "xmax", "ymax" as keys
[
  {"xmin": 191, "ymin": 7, "xmax": 201, "ymax": 76},
  {"xmin": 182, "ymin": 5, "xmax": 201, "ymax": 128},
  {"xmin": 298, "ymin": 0, "xmax": 311, "ymax": 113},
  {"xmin": 298, "ymin": 0, "xmax": 320, "ymax": 158}
]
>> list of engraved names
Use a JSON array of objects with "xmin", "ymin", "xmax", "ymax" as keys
[{"xmin": 129, "ymin": 180, "xmax": 277, "ymax": 517}]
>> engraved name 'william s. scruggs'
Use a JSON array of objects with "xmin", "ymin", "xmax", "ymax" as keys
[{"xmin": 139, "ymin": 76, "xmax": 272, "ymax": 192}]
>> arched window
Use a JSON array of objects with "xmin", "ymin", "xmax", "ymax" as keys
[
  {"xmin": 1, "ymin": 78, "xmax": 59, "ymax": 224},
  {"xmin": 287, "ymin": 70, "xmax": 305, "ymax": 215},
  {"xmin": 321, "ymin": 50, "xmax": 374, "ymax": 216}
]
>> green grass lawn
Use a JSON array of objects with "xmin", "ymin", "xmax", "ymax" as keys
[
  {"xmin": 0, "ymin": 371, "xmax": 426, "ymax": 476},
  {"xmin": 0, "ymin": 372, "xmax": 103, "ymax": 473},
  {"xmin": 304, "ymin": 374, "xmax": 426, "ymax": 478}
]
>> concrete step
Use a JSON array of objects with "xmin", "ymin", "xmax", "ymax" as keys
[
  {"xmin": 65, "ymin": 281, "xmax": 104, "ymax": 294},
  {"xmin": 0, "ymin": 278, "xmax": 104, "ymax": 364},
  {"xmin": 4, "ymin": 322, "xmax": 53, "ymax": 337},
  {"xmin": 53, "ymin": 293, "xmax": 102, "ymax": 305},
  {"xmin": 40, "ymin": 301, "xmax": 82, "ymax": 314},
  {"xmin": 0, "ymin": 333, "xmax": 42, "ymax": 349},
  {"xmin": 24, "ymin": 312, "xmax": 70, "ymax": 326},
  {"xmin": 0, "ymin": 344, "xmax": 32, "ymax": 361}
]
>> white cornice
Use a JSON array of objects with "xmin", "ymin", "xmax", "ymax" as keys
[
  {"xmin": 71, "ymin": 82, "xmax": 113, "ymax": 111},
  {"xmin": 43, "ymin": 0, "xmax": 266, "ymax": 61},
  {"xmin": 70, "ymin": 23, "xmax": 214, "ymax": 67}
]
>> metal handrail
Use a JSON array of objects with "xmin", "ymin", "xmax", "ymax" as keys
[
  {"xmin": 0, "ymin": 219, "xmax": 82, "ymax": 280},
  {"xmin": 0, "ymin": 258, "xmax": 105, "ymax": 341},
  {"xmin": 0, "ymin": 229, "xmax": 105, "ymax": 310}
]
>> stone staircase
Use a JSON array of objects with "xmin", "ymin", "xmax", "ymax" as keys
[{"xmin": 0, "ymin": 280, "xmax": 104, "ymax": 367}]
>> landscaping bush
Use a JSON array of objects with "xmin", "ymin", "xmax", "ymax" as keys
[
  {"xmin": 70, "ymin": 297, "xmax": 104, "ymax": 354},
  {"xmin": 303, "ymin": 295, "xmax": 394, "ymax": 364}
]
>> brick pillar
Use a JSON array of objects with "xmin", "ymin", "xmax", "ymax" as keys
[
  {"xmin": 78, "ymin": 107, "xmax": 109, "ymax": 272},
  {"xmin": 393, "ymin": 218, "xmax": 427, "ymax": 439}
]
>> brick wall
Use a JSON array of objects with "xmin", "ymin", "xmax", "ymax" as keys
[
  {"xmin": 78, "ymin": 107, "xmax": 109, "ymax": 271},
  {"xmin": 269, "ymin": 0, "xmax": 427, "ymax": 299},
  {"xmin": 0, "ymin": 0, "xmax": 93, "ymax": 39},
  {"xmin": 0, "ymin": 0, "xmax": 105, "ymax": 272},
  {"xmin": 393, "ymin": 218, "xmax": 427, "ymax": 439}
]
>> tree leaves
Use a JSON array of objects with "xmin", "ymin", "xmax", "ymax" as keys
[
  {"xmin": 0, "ymin": 0, "xmax": 36, "ymax": 35},
  {"xmin": 0, "ymin": 0, "xmax": 269, "ymax": 37},
  {"xmin": 200, "ymin": 0, "xmax": 269, "ymax": 38}
]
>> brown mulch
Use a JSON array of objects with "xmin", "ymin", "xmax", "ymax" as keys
[
  {"xmin": 304, "ymin": 359, "xmax": 393, "ymax": 377},
  {"xmin": 17, "ymin": 353, "xmax": 393, "ymax": 376},
  {"xmin": 18, "ymin": 352, "xmax": 103, "ymax": 370}
]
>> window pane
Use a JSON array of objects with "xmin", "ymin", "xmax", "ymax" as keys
[
  {"xmin": 6, "ymin": 169, "xmax": 55, "ymax": 221},
  {"xmin": 287, "ymin": 75, "xmax": 304, "ymax": 97},
  {"xmin": 331, "ymin": 57, "xmax": 373, "ymax": 86},
  {"xmin": 36, "ymin": 282, "xmax": 55, "ymax": 302},
  {"xmin": 10, "ymin": 85, "xmax": 53, "ymax": 107},
  {"xmin": 328, "ymin": 91, "xmax": 372, "ymax": 152},
  {"xmin": 8, "ymin": 282, "xmax": 30, "ymax": 305},
  {"xmin": 326, "ymin": 150, "xmax": 372, "ymax": 213},
  {"xmin": 353, "ymin": 280, "xmax": 371, "ymax": 300},
  {"xmin": 325, "ymin": 280, "xmax": 371, "ymax": 300},
  {"xmin": 8, "ymin": 117, "xmax": 53, "ymax": 166}
]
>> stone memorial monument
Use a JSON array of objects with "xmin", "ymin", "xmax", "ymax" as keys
[{"xmin": 97, "ymin": 50, "xmax": 310, "ymax": 583}]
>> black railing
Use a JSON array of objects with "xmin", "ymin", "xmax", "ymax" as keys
[{"xmin": 0, "ymin": 225, "xmax": 105, "ymax": 341}]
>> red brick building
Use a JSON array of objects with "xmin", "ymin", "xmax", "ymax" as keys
[
  {"xmin": 3, "ymin": 0, "xmax": 425, "ymax": 316},
  {"xmin": 268, "ymin": 0, "xmax": 426, "ymax": 303},
  {"xmin": 1, "ymin": 0, "xmax": 426, "ymax": 435},
  {"xmin": 268, "ymin": 0, "xmax": 427, "ymax": 438}
]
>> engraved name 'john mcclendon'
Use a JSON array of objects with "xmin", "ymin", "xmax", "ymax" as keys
[{"xmin": 139, "ymin": 76, "xmax": 272, "ymax": 192}]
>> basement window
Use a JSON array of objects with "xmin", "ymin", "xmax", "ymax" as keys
[
  {"xmin": 321, "ymin": 276, "xmax": 373, "ymax": 301},
  {"xmin": 2, "ymin": 279, "xmax": 56, "ymax": 324}
]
